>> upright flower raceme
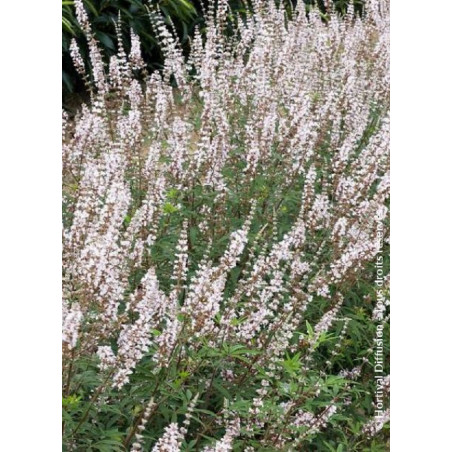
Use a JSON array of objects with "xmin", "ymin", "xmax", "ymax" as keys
[{"xmin": 63, "ymin": 1, "xmax": 390, "ymax": 449}]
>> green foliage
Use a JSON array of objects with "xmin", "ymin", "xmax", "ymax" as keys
[
  {"xmin": 63, "ymin": 151, "xmax": 390, "ymax": 448},
  {"xmin": 62, "ymin": 1, "xmax": 388, "ymax": 448}
]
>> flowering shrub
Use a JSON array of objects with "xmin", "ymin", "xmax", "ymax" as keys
[{"xmin": 62, "ymin": 0, "xmax": 390, "ymax": 450}]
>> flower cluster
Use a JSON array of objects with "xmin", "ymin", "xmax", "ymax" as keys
[{"xmin": 63, "ymin": 0, "xmax": 390, "ymax": 449}]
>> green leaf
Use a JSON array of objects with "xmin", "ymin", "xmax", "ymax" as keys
[
  {"xmin": 95, "ymin": 31, "xmax": 115, "ymax": 50},
  {"xmin": 84, "ymin": 0, "xmax": 99, "ymax": 16},
  {"xmin": 163, "ymin": 202, "xmax": 179, "ymax": 214},
  {"xmin": 306, "ymin": 320, "xmax": 314, "ymax": 337},
  {"xmin": 62, "ymin": 17, "xmax": 75, "ymax": 35}
]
